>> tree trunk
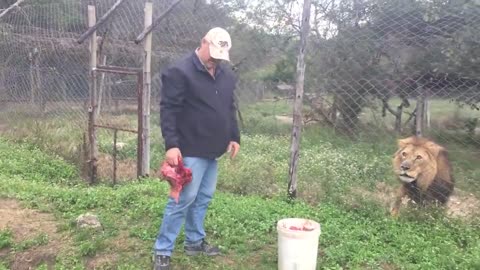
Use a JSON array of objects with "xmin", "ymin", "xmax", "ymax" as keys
[
  {"xmin": 425, "ymin": 95, "xmax": 430, "ymax": 129},
  {"xmin": 29, "ymin": 53, "xmax": 35, "ymax": 105},
  {"xmin": 395, "ymin": 105, "xmax": 403, "ymax": 133},
  {"xmin": 33, "ymin": 51, "xmax": 45, "ymax": 113},
  {"xmin": 106, "ymin": 76, "xmax": 112, "ymax": 112},
  {"xmin": 415, "ymin": 87, "xmax": 425, "ymax": 137},
  {"xmin": 61, "ymin": 77, "xmax": 68, "ymax": 102}
]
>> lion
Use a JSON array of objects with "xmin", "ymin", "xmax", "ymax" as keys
[{"xmin": 390, "ymin": 136, "xmax": 455, "ymax": 216}]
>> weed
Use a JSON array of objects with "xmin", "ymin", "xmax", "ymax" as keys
[
  {"xmin": 13, "ymin": 233, "xmax": 49, "ymax": 251},
  {"xmin": 0, "ymin": 229, "xmax": 13, "ymax": 249}
]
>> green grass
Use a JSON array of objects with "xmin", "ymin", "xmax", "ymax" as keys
[
  {"xmin": 0, "ymin": 229, "xmax": 13, "ymax": 249},
  {"xmin": 0, "ymin": 139, "xmax": 78, "ymax": 186},
  {"xmin": 13, "ymin": 233, "xmax": 49, "ymax": 252},
  {"xmin": 0, "ymin": 127, "xmax": 480, "ymax": 269},
  {"xmin": 0, "ymin": 99, "xmax": 479, "ymax": 269}
]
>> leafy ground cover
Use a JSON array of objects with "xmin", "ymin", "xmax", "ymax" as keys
[{"xmin": 0, "ymin": 133, "xmax": 479, "ymax": 269}]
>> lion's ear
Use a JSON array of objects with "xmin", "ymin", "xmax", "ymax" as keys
[
  {"xmin": 397, "ymin": 136, "xmax": 415, "ymax": 149},
  {"xmin": 424, "ymin": 141, "xmax": 445, "ymax": 158}
]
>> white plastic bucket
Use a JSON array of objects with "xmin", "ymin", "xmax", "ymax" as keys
[{"xmin": 277, "ymin": 218, "xmax": 321, "ymax": 270}]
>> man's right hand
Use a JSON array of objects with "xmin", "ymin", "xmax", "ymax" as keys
[{"xmin": 165, "ymin": 147, "xmax": 182, "ymax": 166}]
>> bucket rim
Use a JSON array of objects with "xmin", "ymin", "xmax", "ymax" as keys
[{"xmin": 276, "ymin": 218, "xmax": 321, "ymax": 234}]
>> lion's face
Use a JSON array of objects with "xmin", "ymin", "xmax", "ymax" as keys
[{"xmin": 392, "ymin": 137, "xmax": 443, "ymax": 184}]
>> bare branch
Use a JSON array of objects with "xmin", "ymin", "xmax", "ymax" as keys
[
  {"xmin": 382, "ymin": 99, "xmax": 399, "ymax": 117},
  {"xmin": 134, "ymin": 0, "xmax": 183, "ymax": 44},
  {"xmin": 274, "ymin": 0, "xmax": 300, "ymax": 33},
  {"xmin": 76, "ymin": 0, "xmax": 127, "ymax": 44},
  {"xmin": 97, "ymin": 29, "xmax": 109, "ymax": 57},
  {"xmin": 0, "ymin": 0, "xmax": 25, "ymax": 19},
  {"xmin": 403, "ymin": 104, "xmax": 418, "ymax": 128}
]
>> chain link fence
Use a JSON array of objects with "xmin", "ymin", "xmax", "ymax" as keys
[
  {"xmin": 0, "ymin": 0, "xmax": 479, "ymax": 216},
  {"xmin": 0, "ymin": 0, "xmax": 279, "ymax": 181},
  {"xmin": 302, "ymin": 0, "xmax": 480, "ymax": 144}
]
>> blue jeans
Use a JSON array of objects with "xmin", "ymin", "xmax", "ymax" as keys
[{"xmin": 154, "ymin": 157, "xmax": 218, "ymax": 256}]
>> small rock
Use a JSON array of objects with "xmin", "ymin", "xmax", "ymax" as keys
[
  {"xmin": 115, "ymin": 142, "xmax": 127, "ymax": 149},
  {"xmin": 76, "ymin": 213, "xmax": 102, "ymax": 230}
]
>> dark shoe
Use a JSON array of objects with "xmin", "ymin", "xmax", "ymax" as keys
[
  {"xmin": 184, "ymin": 239, "xmax": 221, "ymax": 256},
  {"xmin": 153, "ymin": 255, "xmax": 170, "ymax": 270}
]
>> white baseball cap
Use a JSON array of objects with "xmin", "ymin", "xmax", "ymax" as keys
[{"xmin": 204, "ymin": 27, "xmax": 232, "ymax": 62}]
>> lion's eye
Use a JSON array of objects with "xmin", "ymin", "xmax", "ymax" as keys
[
  {"xmin": 402, "ymin": 152, "xmax": 407, "ymax": 157},
  {"xmin": 416, "ymin": 155, "xmax": 422, "ymax": 160}
]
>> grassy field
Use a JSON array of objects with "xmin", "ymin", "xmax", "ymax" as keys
[{"xmin": 0, "ymin": 99, "xmax": 480, "ymax": 269}]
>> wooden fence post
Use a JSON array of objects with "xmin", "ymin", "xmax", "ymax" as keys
[
  {"xmin": 88, "ymin": 5, "xmax": 98, "ymax": 184},
  {"xmin": 138, "ymin": 1, "xmax": 153, "ymax": 177},
  {"xmin": 288, "ymin": 0, "xmax": 311, "ymax": 199}
]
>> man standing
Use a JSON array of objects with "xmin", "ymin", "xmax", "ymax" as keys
[{"xmin": 153, "ymin": 27, "xmax": 240, "ymax": 270}]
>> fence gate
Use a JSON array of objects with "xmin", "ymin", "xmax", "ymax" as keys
[{"xmin": 77, "ymin": 1, "xmax": 156, "ymax": 184}]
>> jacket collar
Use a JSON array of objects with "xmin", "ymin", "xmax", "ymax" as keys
[{"xmin": 191, "ymin": 50, "xmax": 223, "ymax": 77}]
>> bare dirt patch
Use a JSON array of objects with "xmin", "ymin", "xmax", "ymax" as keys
[
  {"xmin": 0, "ymin": 200, "xmax": 152, "ymax": 269},
  {"xmin": 85, "ymin": 253, "xmax": 119, "ymax": 269},
  {"xmin": 275, "ymin": 115, "xmax": 293, "ymax": 124},
  {"xmin": 274, "ymin": 115, "xmax": 319, "ymax": 126},
  {"xmin": 96, "ymin": 153, "xmax": 137, "ymax": 182},
  {"xmin": 446, "ymin": 189, "xmax": 480, "ymax": 219},
  {"xmin": 350, "ymin": 182, "xmax": 480, "ymax": 220},
  {"xmin": 0, "ymin": 198, "xmax": 71, "ymax": 270},
  {"xmin": 85, "ymin": 230, "xmax": 145, "ymax": 269}
]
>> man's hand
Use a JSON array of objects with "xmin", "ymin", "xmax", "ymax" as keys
[
  {"xmin": 227, "ymin": 141, "xmax": 240, "ymax": 159},
  {"xmin": 165, "ymin": 147, "xmax": 182, "ymax": 166}
]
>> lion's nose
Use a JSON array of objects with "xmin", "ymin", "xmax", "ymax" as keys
[{"xmin": 400, "ymin": 162, "xmax": 410, "ymax": 171}]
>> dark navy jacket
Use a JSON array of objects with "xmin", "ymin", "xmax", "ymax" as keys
[{"xmin": 159, "ymin": 51, "xmax": 240, "ymax": 159}]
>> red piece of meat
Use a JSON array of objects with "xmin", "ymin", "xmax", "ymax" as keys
[
  {"xmin": 160, "ymin": 158, "xmax": 192, "ymax": 203},
  {"xmin": 288, "ymin": 220, "xmax": 315, "ymax": 231},
  {"xmin": 289, "ymin": 226, "xmax": 314, "ymax": 231}
]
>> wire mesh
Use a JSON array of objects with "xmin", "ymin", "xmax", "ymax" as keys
[
  {"xmin": 301, "ymin": 0, "xmax": 480, "ymax": 145},
  {"xmin": 0, "ymin": 0, "xmax": 478, "ymax": 211}
]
